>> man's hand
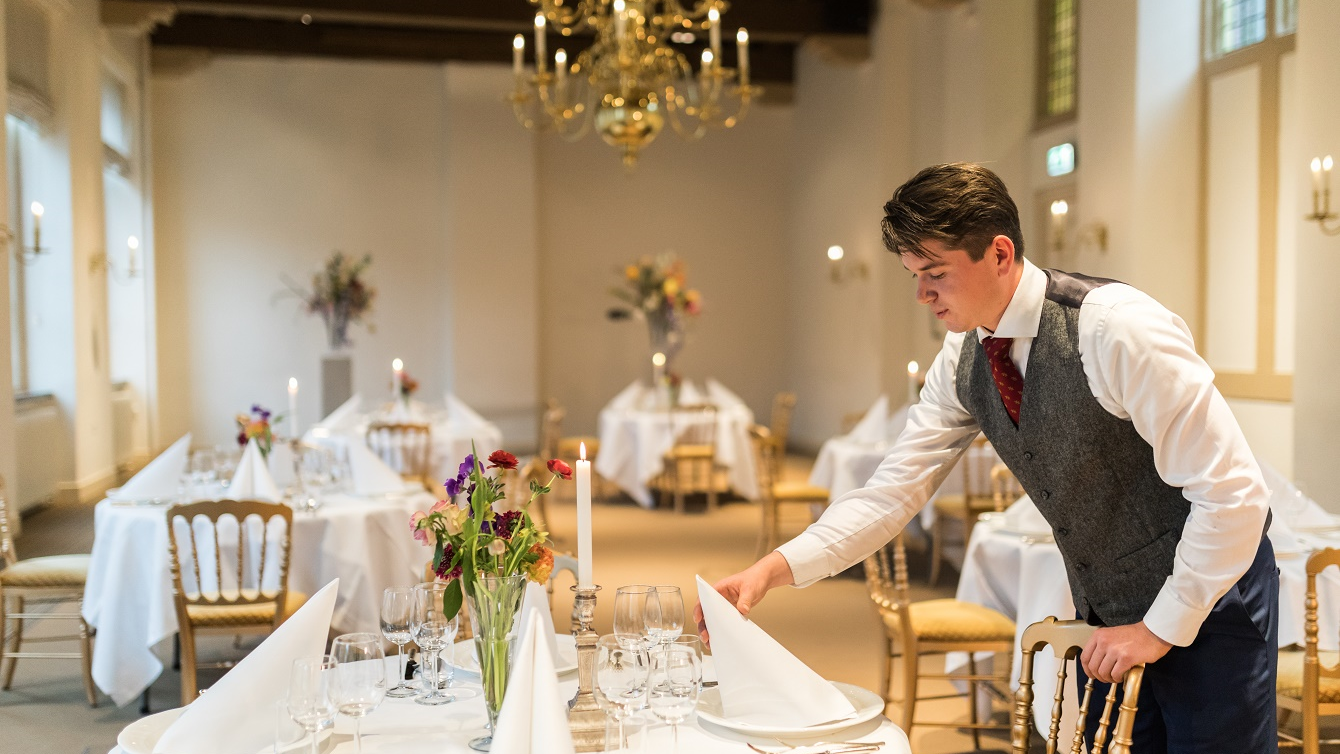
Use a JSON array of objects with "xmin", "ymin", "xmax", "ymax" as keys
[
  {"xmin": 693, "ymin": 551, "xmax": 796, "ymax": 648},
  {"xmin": 1080, "ymin": 622, "xmax": 1173, "ymax": 683}
]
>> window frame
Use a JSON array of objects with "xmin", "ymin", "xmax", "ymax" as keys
[{"xmin": 1034, "ymin": 0, "xmax": 1079, "ymax": 131}]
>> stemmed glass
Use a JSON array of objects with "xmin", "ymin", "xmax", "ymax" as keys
[
  {"xmin": 648, "ymin": 586, "xmax": 685, "ymax": 645},
  {"xmin": 614, "ymin": 585, "xmax": 657, "ymax": 649},
  {"xmin": 648, "ymin": 642, "xmax": 702, "ymax": 753},
  {"xmin": 329, "ymin": 633, "xmax": 387, "ymax": 754},
  {"xmin": 412, "ymin": 582, "xmax": 460, "ymax": 705},
  {"xmin": 286, "ymin": 655, "xmax": 336, "ymax": 754},
  {"xmin": 381, "ymin": 587, "xmax": 418, "ymax": 698},
  {"xmin": 596, "ymin": 635, "xmax": 650, "ymax": 750}
]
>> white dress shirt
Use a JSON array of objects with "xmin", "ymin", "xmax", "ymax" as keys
[{"xmin": 776, "ymin": 259, "xmax": 1270, "ymax": 646}]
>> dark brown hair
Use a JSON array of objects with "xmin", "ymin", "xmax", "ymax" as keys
[{"xmin": 880, "ymin": 163, "xmax": 1024, "ymax": 261}]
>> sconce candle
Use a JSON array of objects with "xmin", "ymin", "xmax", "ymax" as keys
[
  {"xmin": 30, "ymin": 201, "xmax": 43, "ymax": 251},
  {"xmin": 127, "ymin": 236, "xmax": 140, "ymax": 277},
  {"xmin": 907, "ymin": 360, "xmax": 920, "ymax": 404},
  {"xmin": 1050, "ymin": 200, "xmax": 1069, "ymax": 253}
]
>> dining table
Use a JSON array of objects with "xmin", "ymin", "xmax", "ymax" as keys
[
  {"xmin": 105, "ymin": 655, "xmax": 911, "ymax": 754},
  {"xmin": 82, "ymin": 487, "xmax": 437, "ymax": 707}
]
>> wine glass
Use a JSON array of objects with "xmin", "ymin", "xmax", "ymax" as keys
[
  {"xmin": 412, "ymin": 582, "xmax": 459, "ymax": 705},
  {"xmin": 381, "ymin": 587, "xmax": 417, "ymax": 698},
  {"xmin": 329, "ymin": 633, "xmax": 387, "ymax": 754},
  {"xmin": 648, "ymin": 643, "xmax": 702, "ymax": 753},
  {"xmin": 286, "ymin": 655, "xmax": 336, "ymax": 754},
  {"xmin": 648, "ymin": 586, "xmax": 685, "ymax": 645},
  {"xmin": 614, "ymin": 585, "xmax": 656, "ymax": 649},
  {"xmin": 596, "ymin": 634, "xmax": 650, "ymax": 750}
]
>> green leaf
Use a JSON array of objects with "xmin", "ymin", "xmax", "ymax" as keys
[
  {"xmin": 433, "ymin": 540, "xmax": 445, "ymax": 572},
  {"xmin": 441, "ymin": 578, "xmax": 463, "ymax": 621}
]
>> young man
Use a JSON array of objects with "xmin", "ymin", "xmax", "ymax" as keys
[{"xmin": 698, "ymin": 163, "xmax": 1278, "ymax": 752}]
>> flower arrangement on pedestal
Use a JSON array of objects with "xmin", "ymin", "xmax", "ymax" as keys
[
  {"xmin": 290, "ymin": 251, "xmax": 377, "ymax": 350},
  {"xmin": 409, "ymin": 448, "xmax": 572, "ymax": 738},
  {"xmin": 607, "ymin": 252, "xmax": 702, "ymax": 380},
  {"xmin": 236, "ymin": 404, "xmax": 281, "ymax": 458}
]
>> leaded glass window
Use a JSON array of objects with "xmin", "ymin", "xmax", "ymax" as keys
[{"xmin": 1039, "ymin": 0, "xmax": 1077, "ymax": 121}]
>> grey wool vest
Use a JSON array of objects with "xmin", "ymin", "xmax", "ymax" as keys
[{"xmin": 955, "ymin": 269, "xmax": 1191, "ymax": 627}]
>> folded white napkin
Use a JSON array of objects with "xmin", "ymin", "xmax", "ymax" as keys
[
  {"xmin": 347, "ymin": 439, "xmax": 413, "ymax": 495},
  {"xmin": 1003, "ymin": 495, "xmax": 1049, "ymax": 533},
  {"xmin": 446, "ymin": 392, "xmax": 489, "ymax": 427},
  {"xmin": 678, "ymin": 379, "xmax": 705, "ymax": 406},
  {"xmin": 114, "ymin": 433, "xmax": 191, "ymax": 500},
  {"xmin": 1259, "ymin": 457, "xmax": 1332, "ymax": 527},
  {"xmin": 153, "ymin": 579, "xmax": 339, "ymax": 754},
  {"xmin": 516, "ymin": 581, "xmax": 559, "ymax": 663},
  {"xmin": 846, "ymin": 395, "xmax": 889, "ymax": 443},
  {"xmin": 607, "ymin": 381, "xmax": 646, "ymax": 411},
  {"xmin": 490, "ymin": 610, "xmax": 577, "ymax": 754},
  {"xmin": 695, "ymin": 575, "xmax": 854, "ymax": 726},
  {"xmin": 705, "ymin": 378, "xmax": 746, "ymax": 408},
  {"xmin": 886, "ymin": 402, "xmax": 911, "ymax": 441},
  {"xmin": 229, "ymin": 439, "xmax": 282, "ymax": 502},
  {"xmin": 267, "ymin": 441, "xmax": 297, "ymax": 488},
  {"xmin": 1269, "ymin": 516, "xmax": 1304, "ymax": 552},
  {"xmin": 315, "ymin": 394, "xmax": 363, "ymax": 432}
]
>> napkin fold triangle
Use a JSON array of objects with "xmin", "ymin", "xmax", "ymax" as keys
[
  {"xmin": 229, "ymin": 439, "xmax": 282, "ymax": 502},
  {"xmin": 489, "ymin": 610, "xmax": 577, "ymax": 754},
  {"xmin": 115, "ymin": 433, "xmax": 191, "ymax": 500},
  {"xmin": 695, "ymin": 575, "xmax": 855, "ymax": 726},
  {"xmin": 846, "ymin": 395, "xmax": 889, "ymax": 443},
  {"xmin": 446, "ymin": 392, "xmax": 489, "ymax": 427},
  {"xmin": 152, "ymin": 579, "xmax": 339, "ymax": 754},
  {"xmin": 517, "ymin": 581, "xmax": 560, "ymax": 663},
  {"xmin": 347, "ymin": 439, "xmax": 412, "ymax": 495}
]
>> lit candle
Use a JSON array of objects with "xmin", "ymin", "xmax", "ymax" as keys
[
  {"xmin": 1312, "ymin": 157, "xmax": 1323, "ymax": 194},
  {"xmin": 127, "ymin": 235, "xmax": 140, "ymax": 276},
  {"xmin": 737, "ymin": 28, "xmax": 750, "ymax": 86},
  {"xmin": 288, "ymin": 377, "xmax": 299, "ymax": 436},
  {"xmin": 555, "ymin": 48, "xmax": 567, "ymax": 85},
  {"xmin": 701, "ymin": 48, "xmax": 714, "ymax": 74},
  {"xmin": 534, "ymin": 13, "xmax": 547, "ymax": 73},
  {"xmin": 907, "ymin": 360, "xmax": 920, "ymax": 404},
  {"xmin": 30, "ymin": 201, "xmax": 43, "ymax": 251},
  {"xmin": 1050, "ymin": 199, "xmax": 1068, "ymax": 251},
  {"xmin": 392, "ymin": 358, "xmax": 404, "ymax": 398},
  {"xmin": 708, "ymin": 7, "xmax": 721, "ymax": 59},
  {"xmin": 576, "ymin": 442, "xmax": 593, "ymax": 588},
  {"xmin": 613, "ymin": 0, "xmax": 626, "ymax": 42},
  {"xmin": 512, "ymin": 34, "xmax": 525, "ymax": 77},
  {"xmin": 652, "ymin": 351, "xmax": 666, "ymax": 386}
]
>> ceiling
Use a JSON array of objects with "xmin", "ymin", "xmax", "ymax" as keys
[{"xmin": 107, "ymin": 0, "xmax": 874, "ymax": 85}]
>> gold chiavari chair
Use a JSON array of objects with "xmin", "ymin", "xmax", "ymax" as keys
[
  {"xmin": 864, "ymin": 534, "xmax": 1015, "ymax": 749},
  {"xmin": 929, "ymin": 435, "xmax": 996, "ymax": 585},
  {"xmin": 768, "ymin": 392, "xmax": 798, "ymax": 455},
  {"xmin": 0, "ymin": 482, "xmax": 97, "ymax": 706},
  {"xmin": 1012, "ymin": 616, "xmax": 1145, "ymax": 754},
  {"xmin": 366, "ymin": 422, "xmax": 434, "ymax": 491},
  {"xmin": 544, "ymin": 553, "xmax": 580, "ymax": 615},
  {"xmin": 1277, "ymin": 547, "xmax": 1340, "ymax": 753},
  {"xmin": 990, "ymin": 462, "xmax": 1025, "ymax": 511},
  {"xmin": 166, "ymin": 500, "xmax": 307, "ymax": 705},
  {"xmin": 751, "ymin": 424, "xmax": 831, "ymax": 558},
  {"xmin": 651, "ymin": 404, "xmax": 721, "ymax": 514}
]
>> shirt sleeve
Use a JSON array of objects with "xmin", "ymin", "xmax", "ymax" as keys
[
  {"xmin": 776, "ymin": 332, "xmax": 983, "ymax": 587},
  {"xmin": 1080, "ymin": 287, "xmax": 1270, "ymax": 646}
]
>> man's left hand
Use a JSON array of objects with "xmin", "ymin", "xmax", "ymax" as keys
[{"xmin": 1080, "ymin": 622, "xmax": 1173, "ymax": 684}]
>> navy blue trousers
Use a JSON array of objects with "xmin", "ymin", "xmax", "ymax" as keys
[{"xmin": 1075, "ymin": 536, "xmax": 1279, "ymax": 753}]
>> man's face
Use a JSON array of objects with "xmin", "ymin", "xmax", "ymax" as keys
[{"xmin": 900, "ymin": 238, "xmax": 1015, "ymax": 334}]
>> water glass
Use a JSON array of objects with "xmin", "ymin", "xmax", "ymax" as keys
[
  {"xmin": 286, "ymin": 656, "xmax": 336, "ymax": 754},
  {"xmin": 596, "ymin": 634, "xmax": 650, "ymax": 750},
  {"xmin": 614, "ymin": 585, "xmax": 657, "ymax": 649},
  {"xmin": 648, "ymin": 586, "xmax": 685, "ymax": 644},
  {"xmin": 381, "ymin": 587, "xmax": 418, "ymax": 698},
  {"xmin": 648, "ymin": 643, "xmax": 702, "ymax": 753},
  {"xmin": 330, "ymin": 633, "xmax": 387, "ymax": 754},
  {"xmin": 190, "ymin": 448, "xmax": 219, "ymax": 487},
  {"xmin": 412, "ymin": 582, "xmax": 460, "ymax": 705}
]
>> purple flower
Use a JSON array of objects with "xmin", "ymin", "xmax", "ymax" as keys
[
  {"xmin": 444, "ymin": 477, "xmax": 462, "ymax": 498},
  {"xmin": 433, "ymin": 543, "xmax": 462, "ymax": 581},
  {"xmin": 493, "ymin": 510, "xmax": 523, "ymax": 539},
  {"xmin": 458, "ymin": 454, "xmax": 475, "ymax": 479}
]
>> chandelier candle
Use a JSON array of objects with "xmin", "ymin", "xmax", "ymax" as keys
[
  {"xmin": 512, "ymin": 34, "xmax": 524, "ymax": 77},
  {"xmin": 737, "ymin": 29, "xmax": 750, "ymax": 86},
  {"xmin": 577, "ymin": 443, "xmax": 593, "ymax": 588},
  {"xmin": 708, "ymin": 7, "xmax": 721, "ymax": 58},
  {"xmin": 534, "ymin": 13, "xmax": 547, "ymax": 73}
]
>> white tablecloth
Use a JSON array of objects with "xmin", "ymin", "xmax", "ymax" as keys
[
  {"xmin": 106, "ymin": 657, "xmax": 911, "ymax": 754},
  {"xmin": 595, "ymin": 385, "xmax": 758, "ymax": 508},
  {"xmin": 83, "ymin": 491, "xmax": 436, "ymax": 707}
]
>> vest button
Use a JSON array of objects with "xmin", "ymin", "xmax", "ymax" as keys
[
  {"xmin": 1076, "ymin": 562, "xmax": 1089, "ymax": 571},
  {"xmin": 1024, "ymin": 451, "xmax": 1034, "ymax": 461},
  {"xmin": 1041, "ymin": 490, "xmax": 1051, "ymax": 499},
  {"xmin": 1057, "ymin": 527, "xmax": 1069, "ymax": 536}
]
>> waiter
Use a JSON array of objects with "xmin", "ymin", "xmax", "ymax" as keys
[{"xmin": 699, "ymin": 163, "xmax": 1278, "ymax": 752}]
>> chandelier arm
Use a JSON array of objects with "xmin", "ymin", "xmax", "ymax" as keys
[{"xmin": 531, "ymin": 0, "xmax": 596, "ymax": 33}]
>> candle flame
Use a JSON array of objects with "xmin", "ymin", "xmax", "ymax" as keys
[
  {"xmin": 288, "ymin": 377, "xmax": 298, "ymax": 392},
  {"xmin": 580, "ymin": 441, "xmax": 587, "ymax": 461},
  {"xmin": 392, "ymin": 358, "xmax": 403, "ymax": 371},
  {"xmin": 651, "ymin": 352, "xmax": 666, "ymax": 367},
  {"xmin": 1050, "ymin": 200, "xmax": 1069, "ymax": 217},
  {"xmin": 908, "ymin": 360, "xmax": 919, "ymax": 375},
  {"xmin": 1326, "ymin": 155, "xmax": 1335, "ymax": 172},
  {"xmin": 737, "ymin": 28, "xmax": 749, "ymax": 44},
  {"xmin": 708, "ymin": 7, "xmax": 719, "ymax": 21},
  {"xmin": 827, "ymin": 245, "xmax": 844, "ymax": 261},
  {"xmin": 30, "ymin": 201, "xmax": 43, "ymax": 217},
  {"xmin": 534, "ymin": 12, "xmax": 545, "ymax": 28},
  {"xmin": 1313, "ymin": 157, "xmax": 1323, "ymax": 173},
  {"xmin": 513, "ymin": 34, "xmax": 524, "ymax": 50}
]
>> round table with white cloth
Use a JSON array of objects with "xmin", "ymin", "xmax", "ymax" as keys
[
  {"xmin": 595, "ymin": 380, "xmax": 758, "ymax": 508},
  {"xmin": 105, "ymin": 656, "xmax": 911, "ymax": 754},
  {"xmin": 82, "ymin": 490, "xmax": 437, "ymax": 707}
]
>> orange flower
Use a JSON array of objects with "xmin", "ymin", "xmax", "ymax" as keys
[
  {"xmin": 525, "ymin": 544, "xmax": 555, "ymax": 584},
  {"xmin": 625, "ymin": 265, "xmax": 639, "ymax": 281}
]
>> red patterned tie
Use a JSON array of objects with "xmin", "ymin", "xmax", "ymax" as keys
[{"xmin": 982, "ymin": 336, "xmax": 1023, "ymax": 425}]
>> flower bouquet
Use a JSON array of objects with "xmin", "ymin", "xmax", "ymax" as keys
[
  {"xmin": 410, "ymin": 448, "xmax": 572, "ymax": 745},
  {"xmin": 290, "ymin": 251, "xmax": 376, "ymax": 350},
  {"xmin": 235, "ymin": 404, "xmax": 282, "ymax": 459},
  {"xmin": 607, "ymin": 252, "xmax": 702, "ymax": 374}
]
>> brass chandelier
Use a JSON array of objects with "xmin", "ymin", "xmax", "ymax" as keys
[{"xmin": 509, "ymin": 0, "xmax": 759, "ymax": 167}]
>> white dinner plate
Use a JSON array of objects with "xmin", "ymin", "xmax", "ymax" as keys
[
  {"xmin": 104, "ymin": 487, "xmax": 175, "ymax": 506},
  {"xmin": 1295, "ymin": 516, "xmax": 1340, "ymax": 534},
  {"xmin": 448, "ymin": 634, "xmax": 579, "ymax": 675},
  {"xmin": 117, "ymin": 707, "xmax": 185, "ymax": 754},
  {"xmin": 694, "ymin": 681, "xmax": 884, "ymax": 738}
]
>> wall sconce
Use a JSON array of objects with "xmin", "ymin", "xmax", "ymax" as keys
[
  {"xmin": 1048, "ymin": 200, "xmax": 1109, "ymax": 255},
  {"xmin": 6, "ymin": 201, "xmax": 49, "ymax": 265},
  {"xmin": 827, "ymin": 245, "xmax": 868, "ymax": 284},
  {"xmin": 1307, "ymin": 155, "xmax": 1340, "ymax": 236},
  {"xmin": 90, "ymin": 235, "xmax": 141, "ymax": 282}
]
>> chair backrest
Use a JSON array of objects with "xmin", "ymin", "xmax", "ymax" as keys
[
  {"xmin": 545, "ymin": 553, "xmax": 580, "ymax": 617},
  {"xmin": 769, "ymin": 392, "xmax": 798, "ymax": 452},
  {"xmin": 0, "ymin": 479, "xmax": 16, "ymax": 569},
  {"xmin": 861, "ymin": 534, "xmax": 913, "ymax": 632},
  {"xmin": 748, "ymin": 423, "xmax": 782, "ymax": 497},
  {"xmin": 1301, "ymin": 548, "xmax": 1340, "ymax": 741},
  {"xmin": 366, "ymin": 422, "xmax": 433, "ymax": 481},
  {"xmin": 669, "ymin": 404, "xmax": 717, "ymax": 449},
  {"xmin": 538, "ymin": 401, "xmax": 566, "ymax": 462},
  {"xmin": 990, "ymin": 462, "xmax": 1024, "ymax": 512},
  {"xmin": 1012, "ymin": 616, "xmax": 1145, "ymax": 754},
  {"xmin": 166, "ymin": 500, "xmax": 294, "ymax": 627}
]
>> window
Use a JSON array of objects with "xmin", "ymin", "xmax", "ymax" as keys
[
  {"xmin": 1037, "ymin": 0, "xmax": 1078, "ymax": 124},
  {"xmin": 7, "ymin": 116, "xmax": 32, "ymax": 393},
  {"xmin": 1276, "ymin": 0, "xmax": 1298, "ymax": 36},
  {"xmin": 1209, "ymin": 0, "xmax": 1267, "ymax": 58}
]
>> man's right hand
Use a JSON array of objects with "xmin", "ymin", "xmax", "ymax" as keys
[{"xmin": 694, "ymin": 551, "xmax": 796, "ymax": 648}]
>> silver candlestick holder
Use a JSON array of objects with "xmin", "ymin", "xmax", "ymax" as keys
[{"xmin": 567, "ymin": 584, "xmax": 605, "ymax": 752}]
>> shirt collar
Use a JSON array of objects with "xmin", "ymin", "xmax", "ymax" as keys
[{"xmin": 975, "ymin": 258, "xmax": 1045, "ymax": 342}]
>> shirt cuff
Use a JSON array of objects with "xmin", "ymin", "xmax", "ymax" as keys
[
  {"xmin": 1142, "ymin": 581, "xmax": 1214, "ymax": 647},
  {"xmin": 775, "ymin": 532, "xmax": 834, "ymax": 588}
]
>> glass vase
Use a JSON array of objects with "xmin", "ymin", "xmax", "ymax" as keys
[{"xmin": 466, "ymin": 573, "xmax": 527, "ymax": 752}]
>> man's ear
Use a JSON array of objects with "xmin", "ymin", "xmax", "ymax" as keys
[{"xmin": 990, "ymin": 235, "xmax": 1017, "ymax": 274}]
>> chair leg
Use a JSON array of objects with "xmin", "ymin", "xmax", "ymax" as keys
[
  {"xmin": 929, "ymin": 521, "xmax": 944, "ymax": 587},
  {"xmin": 1, "ymin": 594, "xmax": 20, "ymax": 690},
  {"xmin": 79, "ymin": 616, "xmax": 97, "ymax": 707},
  {"xmin": 900, "ymin": 650, "xmax": 918, "ymax": 735},
  {"xmin": 878, "ymin": 638, "xmax": 893, "ymax": 706},
  {"xmin": 765, "ymin": 499, "xmax": 779, "ymax": 554},
  {"xmin": 967, "ymin": 654, "xmax": 981, "ymax": 750},
  {"xmin": 179, "ymin": 628, "xmax": 200, "ymax": 707}
]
